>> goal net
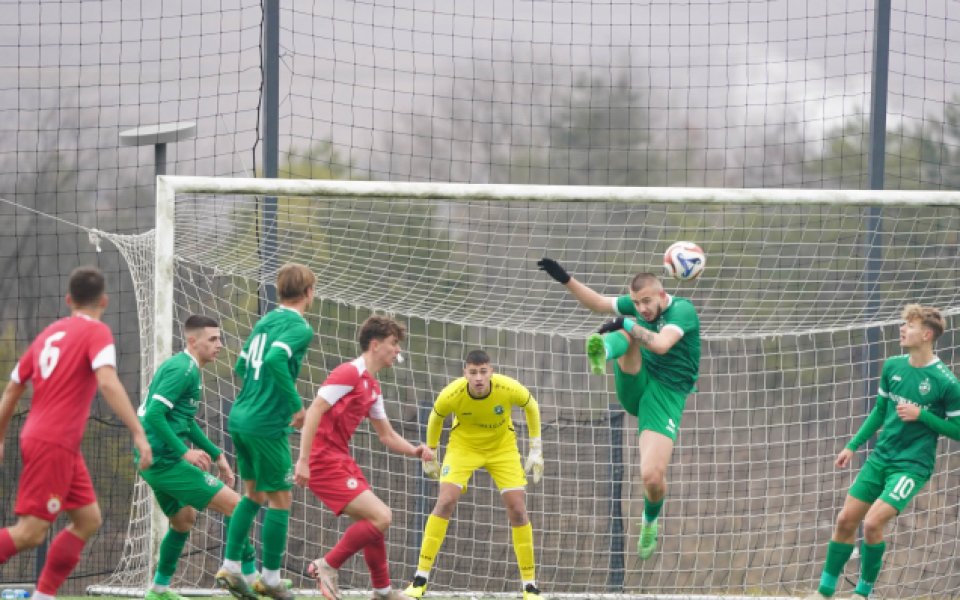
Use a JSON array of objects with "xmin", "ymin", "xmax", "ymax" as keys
[{"xmin": 93, "ymin": 176, "xmax": 960, "ymax": 599}]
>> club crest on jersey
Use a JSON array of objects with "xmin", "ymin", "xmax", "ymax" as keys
[
  {"xmin": 46, "ymin": 495, "xmax": 62, "ymax": 515},
  {"xmin": 346, "ymin": 478, "xmax": 358, "ymax": 489},
  {"xmin": 919, "ymin": 378, "xmax": 931, "ymax": 395},
  {"xmin": 493, "ymin": 405, "xmax": 504, "ymax": 415},
  {"xmin": 204, "ymin": 473, "xmax": 219, "ymax": 487}
]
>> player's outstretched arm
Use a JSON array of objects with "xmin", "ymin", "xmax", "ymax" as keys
[
  {"xmin": 97, "ymin": 366, "xmax": 153, "ymax": 470},
  {"xmin": 537, "ymin": 258, "xmax": 616, "ymax": 314},
  {"xmin": 0, "ymin": 380, "xmax": 26, "ymax": 460},
  {"xmin": 371, "ymin": 417, "xmax": 433, "ymax": 460}
]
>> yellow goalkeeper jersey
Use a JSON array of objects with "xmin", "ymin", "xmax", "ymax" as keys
[{"xmin": 429, "ymin": 373, "xmax": 540, "ymax": 452}]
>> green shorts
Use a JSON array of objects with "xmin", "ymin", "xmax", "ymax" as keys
[
  {"xmin": 232, "ymin": 431, "xmax": 294, "ymax": 492},
  {"xmin": 613, "ymin": 363, "xmax": 688, "ymax": 441},
  {"xmin": 140, "ymin": 460, "xmax": 224, "ymax": 517},
  {"xmin": 848, "ymin": 457, "xmax": 929, "ymax": 513}
]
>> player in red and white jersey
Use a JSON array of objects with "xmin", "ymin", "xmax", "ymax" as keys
[
  {"xmin": 0, "ymin": 266, "xmax": 152, "ymax": 600},
  {"xmin": 294, "ymin": 315, "xmax": 434, "ymax": 600}
]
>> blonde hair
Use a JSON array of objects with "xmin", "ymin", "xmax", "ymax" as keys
[
  {"xmin": 276, "ymin": 263, "xmax": 316, "ymax": 302},
  {"xmin": 901, "ymin": 303, "xmax": 945, "ymax": 341}
]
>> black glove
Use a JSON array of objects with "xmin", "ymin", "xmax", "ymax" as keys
[
  {"xmin": 597, "ymin": 317, "xmax": 625, "ymax": 335},
  {"xmin": 537, "ymin": 258, "xmax": 571, "ymax": 284}
]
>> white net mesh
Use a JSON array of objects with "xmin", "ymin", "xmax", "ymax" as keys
[{"xmin": 96, "ymin": 181, "xmax": 960, "ymax": 599}]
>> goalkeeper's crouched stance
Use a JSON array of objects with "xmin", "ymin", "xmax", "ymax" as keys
[{"xmin": 404, "ymin": 350, "xmax": 544, "ymax": 600}]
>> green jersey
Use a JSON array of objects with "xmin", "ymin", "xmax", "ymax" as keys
[
  {"xmin": 616, "ymin": 294, "xmax": 700, "ymax": 393},
  {"xmin": 228, "ymin": 306, "xmax": 313, "ymax": 437},
  {"xmin": 849, "ymin": 355, "xmax": 960, "ymax": 478},
  {"xmin": 137, "ymin": 351, "xmax": 220, "ymax": 470}
]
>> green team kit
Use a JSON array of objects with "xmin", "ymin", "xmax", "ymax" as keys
[
  {"xmin": 137, "ymin": 351, "xmax": 224, "ymax": 515},
  {"xmin": 613, "ymin": 294, "xmax": 701, "ymax": 440},
  {"xmin": 847, "ymin": 355, "xmax": 960, "ymax": 511},
  {"xmin": 229, "ymin": 306, "xmax": 313, "ymax": 491}
]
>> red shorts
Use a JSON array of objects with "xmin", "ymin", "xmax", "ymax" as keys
[
  {"xmin": 16, "ymin": 437, "xmax": 96, "ymax": 521},
  {"xmin": 308, "ymin": 455, "xmax": 370, "ymax": 516}
]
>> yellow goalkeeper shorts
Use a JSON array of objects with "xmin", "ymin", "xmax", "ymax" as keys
[{"xmin": 440, "ymin": 443, "xmax": 526, "ymax": 492}]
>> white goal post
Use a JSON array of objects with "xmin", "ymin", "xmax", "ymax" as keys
[{"xmin": 92, "ymin": 175, "xmax": 960, "ymax": 599}]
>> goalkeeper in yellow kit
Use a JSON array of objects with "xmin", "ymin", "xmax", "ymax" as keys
[{"xmin": 403, "ymin": 350, "xmax": 544, "ymax": 600}]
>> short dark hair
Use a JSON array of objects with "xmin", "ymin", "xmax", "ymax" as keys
[
  {"xmin": 68, "ymin": 266, "xmax": 106, "ymax": 307},
  {"xmin": 358, "ymin": 315, "xmax": 406, "ymax": 351},
  {"xmin": 184, "ymin": 314, "xmax": 219, "ymax": 332},
  {"xmin": 629, "ymin": 272, "xmax": 662, "ymax": 292},
  {"xmin": 465, "ymin": 349, "xmax": 491, "ymax": 366}
]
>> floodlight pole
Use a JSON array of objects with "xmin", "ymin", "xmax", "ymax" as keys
[
  {"xmin": 863, "ymin": 0, "xmax": 890, "ymax": 425},
  {"xmin": 262, "ymin": 0, "xmax": 280, "ymax": 312}
]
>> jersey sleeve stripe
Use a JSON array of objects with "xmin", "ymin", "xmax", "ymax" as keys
[
  {"xmin": 271, "ymin": 341, "xmax": 293, "ymax": 358},
  {"xmin": 877, "ymin": 388, "xmax": 888, "ymax": 397},
  {"xmin": 947, "ymin": 409, "xmax": 960, "ymax": 417},
  {"xmin": 10, "ymin": 362, "xmax": 20, "ymax": 384},
  {"xmin": 368, "ymin": 395, "xmax": 387, "ymax": 420},
  {"xmin": 240, "ymin": 350, "xmax": 248, "ymax": 359},
  {"xmin": 318, "ymin": 384, "xmax": 353, "ymax": 405},
  {"xmin": 151, "ymin": 394, "xmax": 174, "ymax": 408},
  {"xmin": 610, "ymin": 297, "xmax": 620, "ymax": 313},
  {"xmin": 662, "ymin": 324, "xmax": 684, "ymax": 336},
  {"xmin": 432, "ymin": 407, "xmax": 448, "ymax": 419},
  {"xmin": 518, "ymin": 394, "xmax": 531, "ymax": 408},
  {"xmin": 92, "ymin": 344, "xmax": 117, "ymax": 370}
]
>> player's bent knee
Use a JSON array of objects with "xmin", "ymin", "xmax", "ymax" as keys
[
  {"xmin": 170, "ymin": 507, "xmax": 197, "ymax": 532},
  {"xmin": 862, "ymin": 517, "xmax": 887, "ymax": 542},
  {"xmin": 835, "ymin": 510, "xmax": 862, "ymax": 537},
  {"xmin": 640, "ymin": 467, "xmax": 666, "ymax": 489}
]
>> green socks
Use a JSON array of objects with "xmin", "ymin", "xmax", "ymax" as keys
[
  {"xmin": 224, "ymin": 515, "xmax": 259, "ymax": 575},
  {"xmin": 603, "ymin": 331, "xmax": 630, "ymax": 360},
  {"xmin": 225, "ymin": 497, "xmax": 262, "ymax": 561},
  {"xmin": 261, "ymin": 508, "xmax": 290, "ymax": 571},
  {"xmin": 155, "ymin": 528, "xmax": 189, "ymax": 583},
  {"xmin": 853, "ymin": 541, "xmax": 885, "ymax": 597},
  {"xmin": 643, "ymin": 496, "xmax": 664, "ymax": 523},
  {"xmin": 818, "ymin": 540, "xmax": 855, "ymax": 596}
]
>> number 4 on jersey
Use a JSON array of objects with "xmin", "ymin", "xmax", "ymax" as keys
[{"xmin": 247, "ymin": 333, "xmax": 267, "ymax": 380}]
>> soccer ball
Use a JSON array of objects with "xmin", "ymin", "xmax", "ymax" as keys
[{"xmin": 663, "ymin": 241, "xmax": 705, "ymax": 281}]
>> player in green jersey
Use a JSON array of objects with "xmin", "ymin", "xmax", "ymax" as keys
[
  {"xmin": 216, "ymin": 263, "xmax": 317, "ymax": 600},
  {"xmin": 805, "ymin": 304, "xmax": 960, "ymax": 600},
  {"xmin": 538, "ymin": 259, "xmax": 700, "ymax": 560},
  {"xmin": 138, "ymin": 315, "xmax": 245, "ymax": 600}
]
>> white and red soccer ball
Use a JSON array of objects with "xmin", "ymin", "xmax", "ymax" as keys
[{"xmin": 663, "ymin": 241, "xmax": 705, "ymax": 281}]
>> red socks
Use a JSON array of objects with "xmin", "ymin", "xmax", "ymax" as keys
[
  {"xmin": 324, "ymin": 520, "xmax": 382, "ymax": 570},
  {"xmin": 37, "ymin": 529, "xmax": 86, "ymax": 595},
  {"xmin": 362, "ymin": 532, "xmax": 390, "ymax": 589}
]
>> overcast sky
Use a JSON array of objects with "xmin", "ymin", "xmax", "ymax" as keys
[{"xmin": 0, "ymin": 0, "xmax": 958, "ymax": 191}]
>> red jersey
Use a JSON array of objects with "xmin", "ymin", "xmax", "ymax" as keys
[
  {"xmin": 11, "ymin": 314, "xmax": 116, "ymax": 450},
  {"xmin": 310, "ymin": 357, "xmax": 387, "ymax": 459}
]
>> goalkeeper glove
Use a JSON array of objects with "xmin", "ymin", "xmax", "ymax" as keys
[
  {"xmin": 524, "ymin": 438, "xmax": 544, "ymax": 484},
  {"xmin": 596, "ymin": 317, "xmax": 625, "ymax": 335},
  {"xmin": 537, "ymin": 258, "xmax": 571, "ymax": 284},
  {"xmin": 422, "ymin": 452, "xmax": 441, "ymax": 480}
]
